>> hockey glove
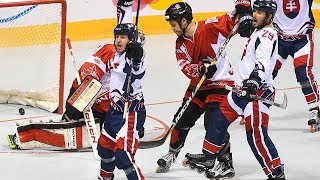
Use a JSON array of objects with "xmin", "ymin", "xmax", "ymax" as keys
[
  {"xmin": 199, "ymin": 60, "xmax": 217, "ymax": 79},
  {"xmin": 238, "ymin": 13, "xmax": 254, "ymax": 38},
  {"xmin": 242, "ymin": 71, "xmax": 261, "ymax": 102},
  {"xmin": 138, "ymin": 127, "xmax": 145, "ymax": 138},
  {"xmin": 125, "ymin": 42, "xmax": 143, "ymax": 65},
  {"xmin": 117, "ymin": 0, "xmax": 134, "ymax": 7},
  {"xmin": 235, "ymin": 0, "xmax": 251, "ymax": 15}
]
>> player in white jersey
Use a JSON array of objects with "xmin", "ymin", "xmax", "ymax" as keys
[
  {"xmin": 184, "ymin": 0, "xmax": 285, "ymax": 179},
  {"xmin": 272, "ymin": 0, "xmax": 319, "ymax": 132},
  {"xmin": 97, "ymin": 1, "xmax": 146, "ymax": 180}
]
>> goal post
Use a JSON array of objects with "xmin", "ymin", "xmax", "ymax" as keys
[{"xmin": 0, "ymin": 0, "xmax": 67, "ymax": 114}]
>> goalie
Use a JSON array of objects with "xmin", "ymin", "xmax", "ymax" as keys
[{"xmin": 6, "ymin": 0, "xmax": 145, "ymax": 153}]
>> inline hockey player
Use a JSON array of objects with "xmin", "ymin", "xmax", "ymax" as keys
[
  {"xmin": 156, "ymin": 1, "xmax": 252, "ymax": 178},
  {"xmin": 183, "ymin": 0, "xmax": 286, "ymax": 179}
]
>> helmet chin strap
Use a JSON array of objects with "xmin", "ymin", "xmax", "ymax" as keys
[{"xmin": 182, "ymin": 22, "xmax": 190, "ymax": 36}]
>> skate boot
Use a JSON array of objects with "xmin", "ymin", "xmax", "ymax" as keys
[
  {"xmin": 182, "ymin": 153, "xmax": 216, "ymax": 178},
  {"xmin": 156, "ymin": 149, "xmax": 178, "ymax": 173},
  {"xmin": 208, "ymin": 152, "xmax": 235, "ymax": 179},
  {"xmin": 307, "ymin": 107, "xmax": 320, "ymax": 133},
  {"xmin": 266, "ymin": 164, "xmax": 285, "ymax": 180},
  {"xmin": 97, "ymin": 175, "xmax": 114, "ymax": 180},
  {"xmin": 6, "ymin": 134, "xmax": 19, "ymax": 149}
]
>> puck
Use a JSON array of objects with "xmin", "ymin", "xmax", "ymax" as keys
[{"xmin": 19, "ymin": 108, "xmax": 25, "ymax": 115}]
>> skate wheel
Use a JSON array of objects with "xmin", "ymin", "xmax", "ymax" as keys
[
  {"xmin": 189, "ymin": 164, "xmax": 196, "ymax": 170},
  {"xmin": 182, "ymin": 159, "xmax": 189, "ymax": 167},
  {"xmin": 196, "ymin": 168, "xmax": 204, "ymax": 174},
  {"xmin": 157, "ymin": 159, "xmax": 167, "ymax": 167}
]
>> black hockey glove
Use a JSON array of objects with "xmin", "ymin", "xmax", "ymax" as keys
[
  {"xmin": 117, "ymin": 0, "xmax": 134, "ymax": 7},
  {"xmin": 241, "ymin": 71, "xmax": 261, "ymax": 102},
  {"xmin": 138, "ymin": 127, "xmax": 145, "ymax": 138},
  {"xmin": 199, "ymin": 60, "xmax": 217, "ymax": 79},
  {"xmin": 125, "ymin": 42, "xmax": 143, "ymax": 65},
  {"xmin": 235, "ymin": 0, "xmax": 251, "ymax": 15},
  {"xmin": 238, "ymin": 13, "xmax": 254, "ymax": 38}
]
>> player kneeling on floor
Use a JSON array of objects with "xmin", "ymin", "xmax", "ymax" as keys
[{"xmin": 7, "ymin": 119, "xmax": 100, "ymax": 150}]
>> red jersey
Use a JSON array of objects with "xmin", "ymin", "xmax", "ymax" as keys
[
  {"xmin": 72, "ymin": 44, "xmax": 115, "ymax": 113},
  {"xmin": 175, "ymin": 13, "xmax": 236, "ymax": 90}
]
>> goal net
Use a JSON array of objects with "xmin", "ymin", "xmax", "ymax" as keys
[{"xmin": 0, "ymin": 0, "xmax": 66, "ymax": 114}]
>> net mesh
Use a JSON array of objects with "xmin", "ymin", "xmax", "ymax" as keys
[{"xmin": 0, "ymin": 1, "xmax": 64, "ymax": 112}]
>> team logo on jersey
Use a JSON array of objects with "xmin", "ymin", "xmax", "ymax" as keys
[{"xmin": 283, "ymin": 0, "xmax": 300, "ymax": 19}]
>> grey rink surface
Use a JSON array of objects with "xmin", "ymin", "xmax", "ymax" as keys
[{"xmin": 0, "ymin": 30, "xmax": 320, "ymax": 180}]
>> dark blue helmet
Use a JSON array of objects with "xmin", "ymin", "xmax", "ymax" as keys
[
  {"xmin": 253, "ymin": 0, "xmax": 277, "ymax": 18},
  {"xmin": 165, "ymin": 2, "xmax": 193, "ymax": 23},
  {"xmin": 114, "ymin": 23, "xmax": 136, "ymax": 41}
]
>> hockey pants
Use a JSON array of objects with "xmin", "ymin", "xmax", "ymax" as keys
[
  {"xmin": 205, "ymin": 91, "xmax": 283, "ymax": 176},
  {"xmin": 97, "ymin": 106, "xmax": 146, "ymax": 180},
  {"xmin": 273, "ymin": 34, "xmax": 319, "ymax": 107}
]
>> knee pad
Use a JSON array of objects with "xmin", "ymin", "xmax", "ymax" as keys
[
  {"xmin": 299, "ymin": 80, "xmax": 316, "ymax": 88},
  {"xmin": 97, "ymin": 143, "xmax": 115, "ymax": 159}
]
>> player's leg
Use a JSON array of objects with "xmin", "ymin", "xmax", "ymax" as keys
[
  {"xmin": 184, "ymin": 92, "xmax": 240, "ymax": 178},
  {"xmin": 244, "ymin": 92, "xmax": 285, "ymax": 179},
  {"xmin": 272, "ymin": 38, "xmax": 291, "ymax": 79},
  {"xmin": 97, "ymin": 108, "xmax": 119, "ymax": 180},
  {"xmin": 97, "ymin": 135, "xmax": 116, "ymax": 180},
  {"xmin": 292, "ymin": 34, "xmax": 319, "ymax": 130},
  {"xmin": 156, "ymin": 91, "xmax": 205, "ymax": 172},
  {"xmin": 114, "ymin": 109, "xmax": 146, "ymax": 180}
]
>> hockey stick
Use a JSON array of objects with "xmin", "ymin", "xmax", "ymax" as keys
[
  {"xmin": 225, "ymin": 85, "xmax": 288, "ymax": 109},
  {"xmin": 123, "ymin": 0, "xmax": 141, "ymax": 121},
  {"xmin": 66, "ymin": 36, "xmax": 101, "ymax": 160},
  {"xmin": 139, "ymin": 22, "xmax": 240, "ymax": 149}
]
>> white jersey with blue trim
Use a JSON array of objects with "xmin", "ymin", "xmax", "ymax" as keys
[
  {"xmin": 273, "ymin": 0, "xmax": 315, "ymax": 35},
  {"xmin": 237, "ymin": 26, "xmax": 278, "ymax": 87},
  {"xmin": 109, "ymin": 52, "xmax": 146, "ymax": 105}
]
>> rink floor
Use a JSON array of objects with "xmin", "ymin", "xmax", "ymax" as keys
[{"xmin": 0, "ymin": 31, "xmax": 320, "ymax": 180}]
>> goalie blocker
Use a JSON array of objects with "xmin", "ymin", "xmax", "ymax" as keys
[{"xmin": 7, "ymin": 119, "xmax": 100, "ymax": 150}]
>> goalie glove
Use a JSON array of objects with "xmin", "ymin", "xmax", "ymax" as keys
[
  {"xmin": 242, "ymin": 71, "xmax": 262, "ymax": 102},
  {"xmin": 117, "ymin": 0, "xmax": 134, "ymax": 7}
]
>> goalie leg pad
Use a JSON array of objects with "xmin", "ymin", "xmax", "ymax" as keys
[{"xmin": 14, "ymin": 120, "xmax": 100, "ymax": 150}]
